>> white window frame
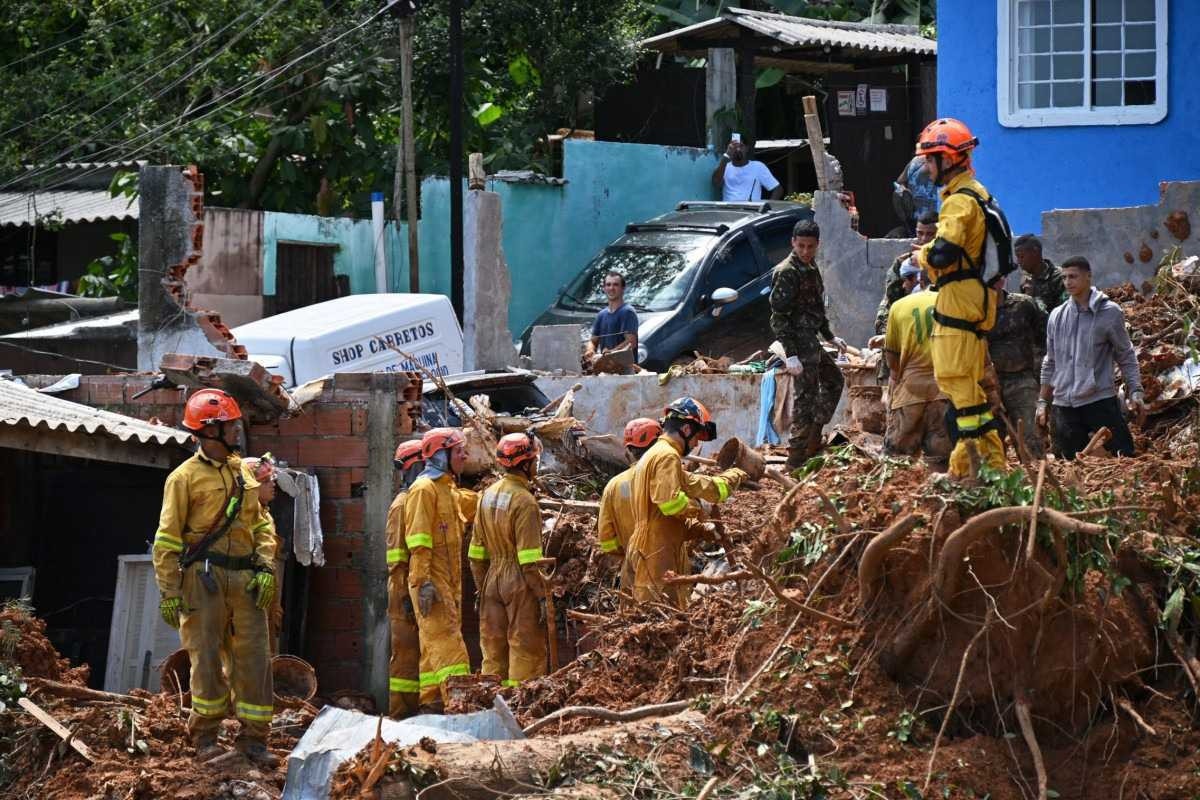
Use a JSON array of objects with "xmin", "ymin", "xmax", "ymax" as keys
[{"xmin": 997, "ymin": 0, "xmax": 1168, "ymax": 127}]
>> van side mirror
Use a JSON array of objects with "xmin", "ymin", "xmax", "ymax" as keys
[{"xmin": 710, "ymin": 287, "xmax": 738, "ymax": 317}]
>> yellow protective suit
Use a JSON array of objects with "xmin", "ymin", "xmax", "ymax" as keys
[
  {"xmin": 385, "ymin": 489, "xmax": 420, "ymax": 716},
  {"xmin": 624, "ymin": 437, "xmax": 742, "ymax": 609},
  {"xmin": 917, "ymin": 170, "xmax": 1006, "ymax": 477},
  {"xmin": 468, "ymin": 473, "xmax": 546, "ymax": 686},
  {"xmin": 263, "ymin": 508, "xmax": 285, "ymax": 654},
  {"xmin": 598, "ymin": 465, "xmax": 637, "ymax": 589},
  {"xmin": 404, "ymin": 474, "xmax": 471, "ymax": 707},
  {"xmin": 153, "ymin": 452, "xmax": 275, "ymax": 744}
]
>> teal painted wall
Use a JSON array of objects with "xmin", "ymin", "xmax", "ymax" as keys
[
  {"xmin": 262, "ymin": 210, "xmax": 408, "ymax": 296},
  {"xmin": 261, "ymin": 141, "xmax": 719, "ymax": 337},
  {"xmin": 419, "ymin": 139, "xmax": 719, "ymax": 334}
]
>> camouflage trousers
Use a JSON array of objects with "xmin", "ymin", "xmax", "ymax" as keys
[
  {"xmin": 789, "ymin": 347, "xmax": 845, "ymax": 448},
  {"xmin": 998, "ymin": 372, "xmax": 1044, "ymax": 458}
]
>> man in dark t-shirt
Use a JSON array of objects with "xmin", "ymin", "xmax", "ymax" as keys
[{"xmin": 585, "ymin": 270, "xmax": 638, "ymax": 365}]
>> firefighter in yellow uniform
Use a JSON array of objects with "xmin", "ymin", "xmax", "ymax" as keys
[
  {"xmin": 468, "ymin": 434, "xmax": 547, "ymax": 686},
  {"xmin": 386, "ymin": 440, "xmax": 425, "ymax": 717},
  {"xmin": 404, "ymin": 427, "xmax": 472, "ymax": 711},
  {"xmin": 242, "ymin": 455, "xmax": 284, "ymax": 654},
  {"xmin": 597, "ymin": 418, "xmax": 662, "ymax": 562},
  {"xmin": 624, "ymin": 398, "xmax": 747, "ymax": 609},
  {"xmin": 913, "ymin": 118, "xmax": 1006, "ymax": 477},
  {"xmin": 153, "ymin": 389, "xmax": 277, "ymax": 766}
]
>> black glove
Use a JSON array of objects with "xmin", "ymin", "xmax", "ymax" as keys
[{"xmin": 417, "ymin": 580, "xmax": 440, "ymax": 616}]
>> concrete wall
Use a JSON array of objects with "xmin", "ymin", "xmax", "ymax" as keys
[
  {"xmin": 191, "ymin": 208, "xmax": 264, "ymax": 327},
  {"xmin": 1042, "ymin": 180, "xmax": 1199, "ymax": 291},
  {"xmin": 421, "ymin": 139, "xmax": 720, "ymax": 335},
  {"xmin": 938, "ymin": 0, "xmax": 1200, "ymax": 235},
  {"xmin": 536, "ymin": 373, "xmax": 764, "ymax": 460},
  {"xmin": 261, "ymin": 211, "xmax": 409, "ymax": 299}
]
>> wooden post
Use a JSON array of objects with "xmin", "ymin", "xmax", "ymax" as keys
[
  {"xmin": 735, "ymin": 36, "xmax": 757, "ymax": 146},
  {"xmin": 399, "ymin": 15, "xmax": 420, "ymax": 293},
  {"xmin": 802, "ymin": 96, "xmax": 829, "ymax": 191},
  {"xmin": 468, "ymin": 153, "xmax": 486, "ymax": 191}
]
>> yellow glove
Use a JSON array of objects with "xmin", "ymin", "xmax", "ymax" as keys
[
  {"xmin": 246, "ymin": 571, "xmax": 276, "ymax": 610},
  {"xmin": 159, "ymin": 596, "xmax": 184, "ymax": 629},
  {"xmin": 718, "ymin": 468, "xmax": 749, "ymax": 492}
]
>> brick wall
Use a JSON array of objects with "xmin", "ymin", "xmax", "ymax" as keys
[{"xmin": 54, "ymin": 372, "xmax": 422, "ymax": 696}]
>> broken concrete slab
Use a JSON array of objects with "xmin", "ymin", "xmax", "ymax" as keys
[
  {"xmin": 531, "ymin": 324, "xmax": 584, "ymax": 373},
  {"xmin": 160, "ymin": 353, "xmax": 291, "ymax": 421}
]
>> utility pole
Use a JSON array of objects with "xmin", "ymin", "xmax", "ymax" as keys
[
  {"xmin": 448, "ymin": 0, "xmax": 465, "ymax": 320},
  {"xmin": 385, "ymin": 0, "xmax": 421, "ymax": 293}
]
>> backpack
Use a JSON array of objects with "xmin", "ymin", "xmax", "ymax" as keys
[{"xmin": 953, "ymin": 187, "xmax": 1015, "ymax": 285}]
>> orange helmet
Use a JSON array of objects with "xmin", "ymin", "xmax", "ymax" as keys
[
  {"xmin": 663, "ymin": 397, "xmax": 716, "ymax": 441},
  {"xmin": 495, "ymin": 432, "xmax": 540, "ymax": 468},
  {"xmin": 915, "ymin": 118, "xmax": 978, "ymax": 159},
  {"xmin": 182, "ymin": 388, "xmax": 242, "ymax": 431},
  {"xmin": 420, "ymin": 427, "xmax": 466, "ymax": 460},
  {"xmin": 624, "ymin": 417, "xmax": 662, "ymax": 449},
  {"xmin": 243, "ymin": 453, "xmax": 277, "ymax": 483},
  {"xmin": 394, "ymin": 440, "xmax": 424, "ymax": 470}
]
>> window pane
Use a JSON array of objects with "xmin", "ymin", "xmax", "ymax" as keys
[
  {"xmin": 1020, "ymin": 55, "xmax": 1053, "ymax": 80},
  {"xmin": 1125, "ymin": 52, "xmax": 1155, "ymax": 77},
  {"xmin": 1094, "ymin": 80, "xmax": 1123, "ymax": 106},
  {"xmin": 1094, "ymin": 52, "xmax": 1123, "ymax": 78},
  {"xmin": 1019, "ymin": 82, "xmax": 1053, "ymax": 108},
  {"xmin": 1125, "ymin": 23, "xmax": 1155, "ymax": 49},
  {"xmin": 1093, "ymin": 24, "xmax": 1122, "ymax": 50},
  {"xmin": 1124, "ymin": 0, "xmax": 1155, "ymax": 22},
  {"xmin": 1125, "ymin": 79, "xmax": 1155, "ymax": 105},
  {"xmin": 1018, "ymin": 0, "xmax": 1052, "ymax": 25},
  {"xmin": 1019, "ymin": 27, "xmax": 1053, "ymax": 53},
  {"xmin": 1052, "ymin": 0, "xmax": 1084, "ymax": 23},
  {"xmin": 1052, "ymin": 82, "xmax": 1084, "ymax": 107},
  {"xmin": 1095, "ymin": 0, "xmax": 1122, "ymax": 22},
  {"xmin": 1053, "ymin": 25, "xmax": 1083, "ymax": 51},
  {"xmin": 1053, "ymin": 54, "xmax": 1084, "ymax": 79}
]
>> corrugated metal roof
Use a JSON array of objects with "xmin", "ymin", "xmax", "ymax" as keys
[
  {"xmin": 642, "ymin": 8, "xmax": 935, "ymax": 57},
  {"xmin": 0, "ymin": 189, "xmax": 139, "ymax": 227},
  {"xmin": 0, "ymin": 378, "xmax": 190, "ymax": 447}
]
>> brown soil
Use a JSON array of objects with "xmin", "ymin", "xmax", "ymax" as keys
[{"xmin": 0, "ymin": 606, "xmax": 87, "ymax": 686}]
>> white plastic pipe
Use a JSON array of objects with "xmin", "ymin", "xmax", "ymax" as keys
[{"xmin": 371, "ymin": 191, "xmax": 388, "ymax": 293}]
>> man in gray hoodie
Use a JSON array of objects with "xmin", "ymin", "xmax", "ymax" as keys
[{"xmin": 1035, "ymin": 256, "xmax": 1145, "ymax": 458}]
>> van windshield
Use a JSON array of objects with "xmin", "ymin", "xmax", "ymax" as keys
[{"xmin": 560, "ymin": 232, "xmax": 711, "ymax": 312}]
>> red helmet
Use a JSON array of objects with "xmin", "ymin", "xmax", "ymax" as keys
[
  {"xmin": 624, "ymin": 417, "xmax": 662, "ymax": 449},
  {"xmin": 243, "ymin": 453, "xmax": 278, "ymax": 482},
  {"xmin": 496, "ymin": 433, "xmax": 540, "ymax": 468},
  {"xmin": 663, "ymin": 397, "xmax": 716, "ymax": 441},
  {"xmin": 915, "ymin": 118, "xmax": 978, "ymax": 159},
  {"xmin": 420, "ymin": 427, "xmax": 466, "ymax": 460},
  {"xmin": 182, "ymin": 388, "xmax": 242, "ymax": 431},
  {"xmin": 394, "ymin": 439, "xmax": 424, "ymax": 470}
]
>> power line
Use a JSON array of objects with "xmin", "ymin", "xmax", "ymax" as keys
[{"xmin": 0, "ymin": 0, "xmax": 180, "ymax": 72}]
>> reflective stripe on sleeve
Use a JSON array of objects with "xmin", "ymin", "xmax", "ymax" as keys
[
  {"xmin": 405, "ymin": 532, "xmax": 434, "ymax": 550},
  {"xmin": 386, "ymin": 547, "xmax": 409, "ymax": 566},
  {"xmin": 154, "ymin": 531, "xmax": 184, "ymax": 553},
  {"xmin": 516, "ymin": 547, "xmax": 544, "ymax": 565},
  {"xmin": 468, "ymin": 544, "xmax": 489, "ymax": 561},
  {"xmin": 389, "ymin": 677, "xmax": 420, "ymax": 693},
  {"xmin": 713, "ymin": 477, "xmax": 730, "ymax": 502},
  {"xmin": 599, "ymin": 538, "xmax": 619, "ymax": 553},
  {"xmin": 658, "ymin": 491, "xmax": 689, "ymax": 516}
]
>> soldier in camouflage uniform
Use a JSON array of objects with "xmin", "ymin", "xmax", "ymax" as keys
[
  {"xmin": 874, "ymin": 211, "xmax": 940, "ymax": 335},
  {"xmin": 986, "ymin": 276, "xmax": 1049, "ymax": 458},
  {"xmin": 770, "ymin": 219, "xmax": 846, "ymax": 469},
  {"xmin": 1015, "ymin": 234, "xmax": 1067, "ymax": 313}
]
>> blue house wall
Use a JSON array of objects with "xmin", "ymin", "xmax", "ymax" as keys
[{"xmin": 938, "ymin": 0, "xmax": 1200, "ymax": 234}]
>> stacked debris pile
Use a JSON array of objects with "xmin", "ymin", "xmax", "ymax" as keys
[{"xmin": 0, "ymin": 603, "xmax": 314, "ymax": 799}]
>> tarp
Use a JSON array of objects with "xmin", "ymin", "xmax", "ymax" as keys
[{"xmin": 282, "ymin": 697, "xmax": 525, "ymax": 799}]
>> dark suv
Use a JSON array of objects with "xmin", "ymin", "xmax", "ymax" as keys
[{"xmin": 519, "ymin": 201, "xmax": 814, "ymax": 371}]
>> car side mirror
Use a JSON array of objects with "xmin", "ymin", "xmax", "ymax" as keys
[{"xmin": 710, "ymin": 287, "xmax": 738, "ymax": 317}]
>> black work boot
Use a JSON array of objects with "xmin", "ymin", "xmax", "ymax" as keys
[
  {"xmin": 194, "ymin": 735, "xmax": 223, "ymax": 762},
  {"xmin": 236, "ymin": 740, "xmax": 280, "ymax": 769},
  {"xmin": 786, "ymin": 427, "xmax": 811, "ymax": 471}
]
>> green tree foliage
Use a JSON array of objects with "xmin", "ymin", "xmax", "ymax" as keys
[{"xmin": 0, "ymin": 0, "xmax": 649, "ymax": 215}]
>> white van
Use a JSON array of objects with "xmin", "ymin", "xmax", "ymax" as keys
[{"xmin": 233, "ymin": 294, "xmax": 464, "ymax": 387}]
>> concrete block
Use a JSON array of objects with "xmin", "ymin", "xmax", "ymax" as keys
[
  {"xmin": 531, "ymin": 324, "xmax": 583, "ymax": 373},
  {"xmin": 463, "ymin": 190, "xmax": 517, "ymax": 370}
]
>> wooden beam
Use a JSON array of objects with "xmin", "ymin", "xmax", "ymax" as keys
[
  {"xmin": 802, "ymin": 96, "xmax": 830, "ymax": 190},
  {"xmin": 0, "ymin": 424, "xmax": 184, "ymax": 469},
  {"xmin": 17, "ymin": 697, "xmax": 96, "ymax": 762}
]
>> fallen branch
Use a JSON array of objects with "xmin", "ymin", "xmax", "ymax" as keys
[
  {"xmin": 1080, "ymin": 426, "xmax": 1112, "ymax": 458},
  {"xmin": 696, "ymin": 776, "xmax": 721, "ymax": 800},
  {"xmin": 727, "ymin": 609, "xmax": 805, "ymax": 705},
  {"xmin": 662, "ymin": 569, "xmax": 753, "ymax": 586},
  {"xmin": 924, "ymin": 610, "xmax": 992, "ymax": 793},
  {"xmin": 739, "ymin": 560, "xmax": 854, "ymax": 627},
  {"xmin": 812, "ymin": 486, "xmax": 849, "ymax": 535},
  {"xmin": 17, "ymin": 697, "xmax": 96, "ymax": 762},
  {"xmin": 1014, "ymin": 689, "xmax": 1048, "ymax": 800},
  {"xmin": 537, "ymin": 498, "xmax": 599, "ymax": 516},
  {"xmin": 1064, "ymin": 505, "xmax": 1155, "ymax": 518},
  {"xmin": 807, "ymin": 530, "xmax": 862, "ymax": 605},
  {"xmin": 522, "ymin": 700, "xmax": 690, "ymax": 736},
  {"xmin": 538, "ymin": 383, "xmax": 583, "ymax": 415},
  {"xmin": 857, "ymin": 514, "xmax": 919, "ymax": 607},
  {"xmin": 565, "ymin": 609, "xmax": 608, "ymax": 624},
  {"xmin": 1025, "ymin": 460, "xmax": 1047, "ymax": 563},
  {"xmin": 27, "ymin": 678, "xmax": 147, "ymax": 707},
  {"xmin": 1115, "ymin": 696, "xmax": 1157, "ymax": 737}
]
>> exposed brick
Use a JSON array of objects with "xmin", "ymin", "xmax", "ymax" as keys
[
  {"xmin": 314, "ymin": 663, "xmax": 360, "ymax": 694},
  {"xmin": 337, "ymin": 498, "xmax": 365, "ymax": 533},
  {"xmin": 310, "ymin": 567, "xmax": 364, "ymax": 600},
  {"xmin": 320, "ymin": 535, "xmax": 361, "ymax": 569},
  {"xmin": 350, "ymin": 407, "xmax": 369, "ymax": 435},
  {"xmin": 333, "ymin": 373, "xmax": 372, "ymax": 392},
  {"xmin": 307, "ymin": 599, "xmax": 358, "ymax": 633},
  {"xmin": 297, "ymin": 437, "xmax": 368, "ymax": 468},
  {"xmin": 87, "ymin": 379, "xmax": 127, "ymax": 404},
  {"xmin": 333, "ymin": 632, "xmax": 364, "ymax": 660},
  {"xmin": 315, "ymin": 468, "xmax": 352, "ymax": 499},
  {"xmin": 247, "ymin": 435, "xmax": 299, "ymax": 465},
  {"xmin": 277, "ymin": 412, "xmax": 316, "ymax": 436},
  {"xmin": 313, "ymin": 406, "xmax": 354, "ymax": 436},
  {"xmin": 319, "ymin": 502, "xmax": 337, "ymax": 532},
  {"xmin": 129, "ymin": 387, "xmax": 186, "ymax": 405}
]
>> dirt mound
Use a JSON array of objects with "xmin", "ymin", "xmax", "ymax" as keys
[{"xmin": 0, "ymin": 605, "xmax": 86, "ymax": 686}]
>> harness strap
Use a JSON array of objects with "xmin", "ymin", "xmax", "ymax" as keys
[
  {"xmin": 955, "ymin": 402, "xmax": 991, "ymax": 418},
  {"xmin": 933, "ymin": 309, "xmax": 987, "ymax": 339}
]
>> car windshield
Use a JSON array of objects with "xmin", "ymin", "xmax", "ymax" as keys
[{"xmin": 560, "ymin": 232, "xmax": 711, "ymax": 312}]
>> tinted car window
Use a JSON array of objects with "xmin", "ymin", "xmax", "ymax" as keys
[
  {"xmin": 759, "ymin": 221, "xmax": 795, "ymax": 267},
  {"xmin": 701, "ymin": 235, "xmax": 760, "ymax": 299},
  {"xmin": 561, "ymin": 232, "xmax": 711, "ymax": 312}
]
